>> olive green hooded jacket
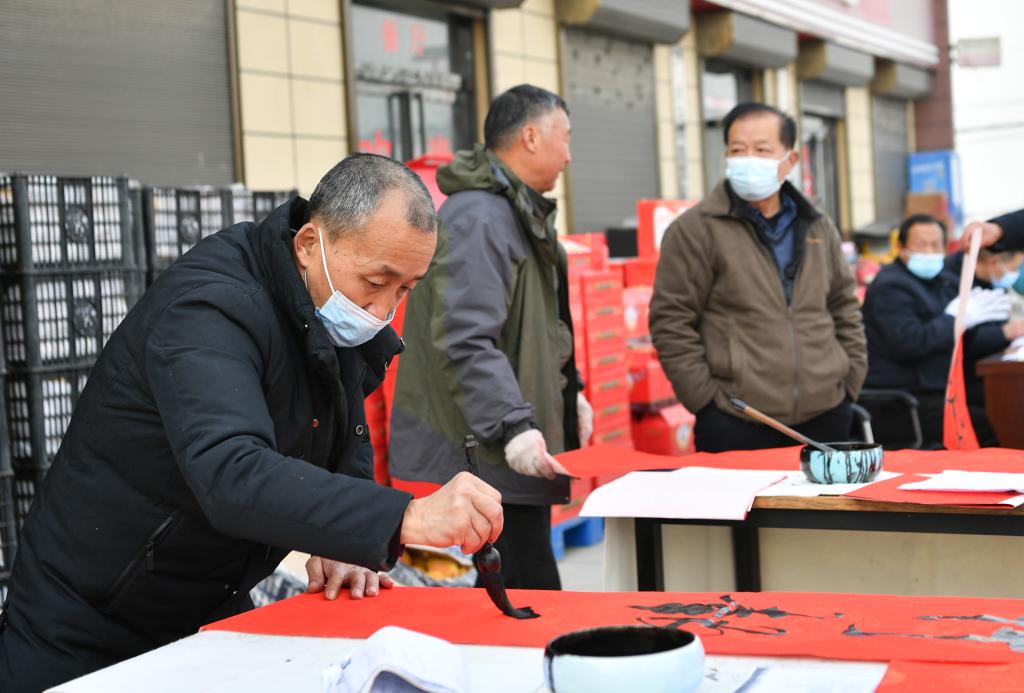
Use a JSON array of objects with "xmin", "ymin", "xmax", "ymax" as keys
[{"xmin": 389, "ymin": 145, "xmax": 578, "ymax": 505}]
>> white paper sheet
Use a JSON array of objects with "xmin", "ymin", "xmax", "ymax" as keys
[
  {"xmin": 580, "ymin": 467, "xmax": 787, "ymax": 521},
  {"xmin": 899, "ymin": 470, "xmax": 1024, "ymax": 501},
  {"xmin": 323, "ymin": 626, "xmax": 467, "ymax": 693},
  {"xmin": 754, "ymin": 470, "xmax": 900, "ymax": 498}
]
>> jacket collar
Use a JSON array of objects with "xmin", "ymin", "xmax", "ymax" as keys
[{"xmin": 705, "ymin": 179, "xmax": 821, "ymax": 224}]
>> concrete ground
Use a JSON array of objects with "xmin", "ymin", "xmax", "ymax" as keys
[{"xmin": 556, "ymin": 539, "xmax": 605, "ymax": 592}]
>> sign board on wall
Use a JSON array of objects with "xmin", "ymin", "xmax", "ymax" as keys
[{"xmin": 955, "ymin": 37, "xmax": 1001, "ymax": 67}]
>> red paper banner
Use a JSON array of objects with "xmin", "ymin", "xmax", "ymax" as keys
[
  {"xmin": 204, "ymin": 588, "xmax": 1024, "ymax": 666},
  {"xmin": 880, "ymin": 660, "xmax": 1024, "ymax": 692},
  {"xmin": 944, "ymin": 336, "xmax": 980, "ymax": 451},
  {"xmin": 842, "ymin": 472, "xmax": 1020, "ymax": 507}
]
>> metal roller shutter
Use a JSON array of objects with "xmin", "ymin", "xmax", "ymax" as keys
[
  {"xmin": 564, "ymin": 28, "xmax": 659, "ymax": 232},
  {"xmin": 0, "ymin": 0, "xmax": 234, "ymax": 185}
]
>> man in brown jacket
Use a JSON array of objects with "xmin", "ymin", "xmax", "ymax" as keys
[{"xmin": 650, "ymin": 103, "xmax": 866, "ymax": 452}]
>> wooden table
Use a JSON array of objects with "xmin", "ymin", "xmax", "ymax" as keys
[
  {"xmin": 634, "ymin": 493, "xmax": 1024, "ymax": 591},
  {"xmin": 977, "ymin": 355, "xmax": 1024, "ymax": 448}
]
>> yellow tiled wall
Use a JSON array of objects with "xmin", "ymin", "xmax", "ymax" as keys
[
  {"xmin": 845, "ymin": 86, "xmax": 876, "ymax": 230},
  {"xmin": 490, "ymin": 0, "xmax": 568, "ymax": 231},
  {"xmin": 235, "ymin": 0, "xmax": 348, "ymax": 196},
  {"xmin": 678, "ymin": 28, "xmax": 704, "ymax": 200},
  {"xmin": 653, "ymin": 45, "xmax": 679, "ymax": 199}
]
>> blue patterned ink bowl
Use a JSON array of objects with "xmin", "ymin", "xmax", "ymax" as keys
[
  {"xmin": 544, "ymin": 625, "xmax": 704, "ymax": 693},
  {"xmin": 800, "ymin": 442, "xmax": 884, "ymax": 484}
]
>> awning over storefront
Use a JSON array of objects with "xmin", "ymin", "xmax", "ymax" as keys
[
  {"xmin": 871, "ymin": 60, "xmax": 932, "ymax": 100},
  {"xmin": 798, "ymin": 40, "xmax": 874, "ymax": 87},
  {"xmin": 696, "ymin": 10, "xmax": 797, "ymax": 69},
  {"xmin": 556, "ymin": 0, "xmax": 690, "ymax": 44}
]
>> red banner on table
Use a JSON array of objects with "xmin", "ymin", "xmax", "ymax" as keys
[
  {"xmin": 204, "ymin": 588, "xmax": 1024, "ymax": 667},
  {"xmin": 880, "ymin": 660, "xmax": 1024, "ymax": 692},
  {"xmin": 843, "ymin": 472, "xmax": 1021, "ymax": 507}
]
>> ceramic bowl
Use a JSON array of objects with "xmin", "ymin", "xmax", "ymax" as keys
[
  {"xmin": 800, "ymin": 442, "xmax": 884, "ymax": 484},
  {"xmin": 544, "ymin": 625, "xmax": 704, "ymax": 693}
]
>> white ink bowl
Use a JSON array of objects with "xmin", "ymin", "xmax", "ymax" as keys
[{"xmin": 544, "ymin": 625, "xmax": 704, "ymax": 693}]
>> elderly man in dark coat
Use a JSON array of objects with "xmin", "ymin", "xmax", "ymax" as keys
[{"xmin": 0, "ymin": 154, "xmax": 503, "ymax": 692}]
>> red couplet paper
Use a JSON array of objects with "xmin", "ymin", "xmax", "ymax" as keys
[
  {"xmin": 944, "ymin": 336, "xmax": 980, "ymax": 451},
  {"xmin": 203, "ymin": 588, "xmax": 1024, "ymax": 666},
  {"xmin": 843, "ymin": 472, "xmax": 1021, "ymax": 507},
  {"xmin": 879, "ymin": 661, "xmax": 1024, "ymax": 692}
]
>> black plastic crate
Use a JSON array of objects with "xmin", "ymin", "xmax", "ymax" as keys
[
  {"xmin": 226, "ymin": 188, "xmax": 295, "ymax": 226},
  {"xmin": 0, "ymin": 471, "xmax": 17, "ymax": 591},
  {"xmin": 0, "ymin": 174, "xmax": 135, "ymax": 271},
  {"xmin": 4, "ymin": 365, "xmax": 90, "ymax": 473},
  {"xmin": 141, "ymin": 186, "xmax": 227, "ymax": 281},
  {"xmin": 12, "ymin": 464, "xmax": 44, "ymax": 535},
  {"xmin": 1, "ymin": 269, "xmax": 144, "ymax": 370}
]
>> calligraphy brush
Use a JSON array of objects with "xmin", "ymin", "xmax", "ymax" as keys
[{"xmin": 463, "ymin": 435, "xmax": 539, "ymax": 620}]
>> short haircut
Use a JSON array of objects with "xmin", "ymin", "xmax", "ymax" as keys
[
  {"xmin": 307, "ymin": 153, "xmax": 437, "ymax": 238},
  {"xmin": 898, "ymin": 213, "xmax": 947, "ymax": 246},
  {"xmin": 484, "ymin": 84, "xmax": 569, "ymax": 151},
  {"xmin": 722, "ymin": 102, "xmax": 797, "ymax": 150}
]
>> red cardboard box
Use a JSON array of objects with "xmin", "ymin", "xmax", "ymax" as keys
[
  {"xmin": 622, "ymin": 286, "xmax": 652, "ymax": 341},
  {"xmin": 585, "ymin": 351, "xmax": 628, "ymax": 382},
  {"xmin": 578, "ymin": 269, "xmax": 624, "ymax": 310},
  {"xmin": 586, "ymin": 371, "xmax": 630, "ymax": 412},
  {"xmin": 592, "ymin": 424, "xmax": 633, "ymax": 449},
  {"xmin": 632, "ymin": 404, "xmax": 695, "ymax": 456},
  {"xmin": 623, "ymin": 256, "xmax": 658, "ymax": 287},
  {"xmin": 636, "ymin": 199, "xmax": 698, "ymax": 257},
  {"xmin": 628, "ymin": 345, "xmax": 676, "ymax": 407}
]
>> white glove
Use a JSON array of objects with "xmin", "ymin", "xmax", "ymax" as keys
[
  {"xmin": 504, "ymin": 429, "xmax": 558, "ymax": 479},
  {"xmin": 945, "ymin": 287, "xmax": 1010, "ymax": 329},
  {"xmin": 577, "ymin": 392, "xmax": 594, "ymax": 447}
]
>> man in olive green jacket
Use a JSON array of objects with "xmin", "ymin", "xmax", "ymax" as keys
[
  {"xmin": 390, "ymin": 85, "xmax": 590, "ymax": 589},
  {"xmin": 651, "ymin": 103, "xmax": 866, "ymax": 452}
]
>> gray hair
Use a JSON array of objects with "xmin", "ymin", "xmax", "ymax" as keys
[
  {"xmin": 484, "ymin": 84, "xmax": 569, "ymax": 151},
  {"xmin": 307, "ymin": 153, "xmax": 437, "ymax": 238}
]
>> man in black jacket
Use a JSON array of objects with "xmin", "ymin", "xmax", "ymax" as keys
[
  {"xmin": 0, "ymin": 154, "xmax": 504, "ymax": 692},
  {"xmin": 862, "ymin": 214, "xmax": 1022, "ymax": 447}
]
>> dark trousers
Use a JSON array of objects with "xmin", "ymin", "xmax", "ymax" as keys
[
  {"xmin": 475, "ymin": 503, "xmax": 561, "ymax": 590},
  {"xmin": 694, "ymin": 400, "xmax": 853, "ymax": 453}
]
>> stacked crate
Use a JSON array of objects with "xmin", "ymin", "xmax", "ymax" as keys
[
  {"xmin": 0, "ymin": 174, "xmax": 144, "ymax": 531},
  {"xmin": 0, "ymin": 330, "xmax": 16, "ymax": 599},
  {"xmin": 140, "ymin": 186, "xmax": 296, "ymax": 285}
]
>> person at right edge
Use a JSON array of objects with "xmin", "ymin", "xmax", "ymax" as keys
[
  {"xmin": 650, "ymin": 102, "xmax": 867, "ymax": 452},
  {"xmin": 389, "ymin": 85, "xmax": 590, "ymax": 590}
]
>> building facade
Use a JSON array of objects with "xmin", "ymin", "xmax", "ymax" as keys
[{"xmin": 0, "ymin": 0, "xmax": 950, "ymax": 235}]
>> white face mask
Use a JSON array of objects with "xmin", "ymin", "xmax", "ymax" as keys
[
  {"xmin": 725, "ymin": 155, "xmax": 787, "ymax": 202},
  {"xmin": 308, "ymin": 228, "xmax": 393, "ymax": 348}
]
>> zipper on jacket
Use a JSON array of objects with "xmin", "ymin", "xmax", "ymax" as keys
[{"xmin": 102, "ymin": 513, "xmax": 177, "ymax": 606}]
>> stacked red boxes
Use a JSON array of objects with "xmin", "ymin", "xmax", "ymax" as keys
[
  {"xmin": 636, "ymin": 199, "xmax": 698, "ymax": 257},
  {"xmin": 631, "ymin": 403, "xmax": 696, "ymax": 456},
  {"xmin": 551, "ymin": 475, "xmax": 597, "ymax": 526},
  {"xmin": 577, "ymin": 268, "xmax": 632, "ymax": 449}
]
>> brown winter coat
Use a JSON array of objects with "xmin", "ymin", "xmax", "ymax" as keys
[{"xmin": 650, "ymin": 181, "xmax": 867, "ymax": 426}]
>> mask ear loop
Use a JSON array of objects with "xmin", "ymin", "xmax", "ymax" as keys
[{"xmin": 317, "ymin": 228, "xmax": 337, "ymax": 295}]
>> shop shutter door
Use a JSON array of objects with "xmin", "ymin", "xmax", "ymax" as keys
[
  {"xmin": 564, "ymin": 28, "xmax": 659, "ymax": 232},
  {"xmin": 0, "ymin": 0, "xmax": 234, "ymax": 185},
  {"xmin": 872, "ymin": 96, "xmax": 909, "ymax": 223}
]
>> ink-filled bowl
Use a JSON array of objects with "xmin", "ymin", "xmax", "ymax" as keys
[
  {"xmin": 544, "ymin": 625, "xmax": 704, "ymax": 693},
  {"xmin": 800, "ymin": 442, "xmax": 884, "ymax": 484}
]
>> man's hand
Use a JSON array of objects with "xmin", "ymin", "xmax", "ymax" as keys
[
  {"xmin": 962, "ymin": 221, "xmax": 1004, "ymax": 249},
  {"xmin": 577, "ymin": 392, "xmax": 594, "ymax": 447},
  {"xmin": 504, "ymin": 428, "xmax": 559, "ymax": 479},
  {"xmin": 400, "ymin": 472, "xmax": 503, "ymax": 554},
  {"xmin": 1003, "ymin": 319, "xmax": 1024, "ymax": 341},
  {"xmin": 305, "ymin": 556, "xmax": 394, "ymax": 600}
]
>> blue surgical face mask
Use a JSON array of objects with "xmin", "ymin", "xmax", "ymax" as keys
[
  {"xmin": 307, "ymin": 228, "xmax": 393, "ymax": 348},
  {"xmin": 1013, "ymin": 271, "xmax": 1024, "ymax": 296},
  {"xmin": 993, "ymin": 265, "xmax": 1021, "ymax": 290},
  {"xmin": 725, "ymin": 156, "xmax": 786, "ymax": 202},
  {"xmin": 905, "ymin": 252, "xmax": 945, "ymax": 281}
]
